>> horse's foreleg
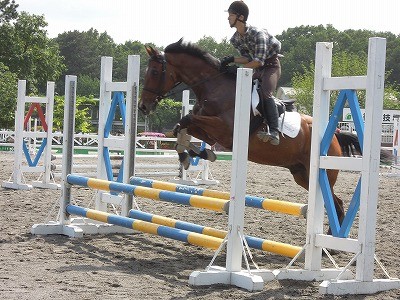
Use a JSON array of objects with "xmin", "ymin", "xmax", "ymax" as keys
[
  {"xmin": 175, "ymin": 128, "xmax": 191, "ymax": 170},
  {"xmin": 175, "ymin": 128, "xmax": 217, "ymax": 170},
  {"xmin": 173, "ymin": 115, "xmax": 222, "ymax": 168}
]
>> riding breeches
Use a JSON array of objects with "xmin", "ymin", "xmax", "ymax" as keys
[{"xmin": 253, "ymin": 56, "xmax": 281, "ymax": 99}]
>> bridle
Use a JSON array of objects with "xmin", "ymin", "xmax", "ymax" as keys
[
  {"xmin": 142, "ymin": 52, "xmax": 229, "ymax": 102},
  {"xmin": 142, "ymin": 53, "xmax": 182, "ymax": 102}
]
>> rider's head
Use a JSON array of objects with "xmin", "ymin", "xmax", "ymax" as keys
[{"xmin": 226, "ymin": 1, "xmax": 249, "ymax": 27}]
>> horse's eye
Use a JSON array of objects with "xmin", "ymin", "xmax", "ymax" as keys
[{"xmin": 151, "ymin": 69, "xmax": 159, "ymax": 76}]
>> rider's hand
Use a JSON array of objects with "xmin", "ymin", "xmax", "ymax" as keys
[
  {"xmin": 226, "ymin": 65, "xmax": 238, "ymax": 75},
  {"xmin": 220, "ymin": 56, "xmax": 234, "ymax": 71}
]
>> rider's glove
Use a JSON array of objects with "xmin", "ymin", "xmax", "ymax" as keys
[
  {"xmin": 220, "ymin": 56, "xmax": 235, "ymax": 71},
  {"xmin": 226, "ymin": 65, "xmax": 238, "ymax": 75}
]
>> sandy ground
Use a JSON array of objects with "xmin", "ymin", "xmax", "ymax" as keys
[{"xmin": 0, "ymin": 151, "xmax": 399, "ymax": 299}]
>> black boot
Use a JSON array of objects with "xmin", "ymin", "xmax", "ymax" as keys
[{"xmin": 256, "ymin": 97, "xmax": 280, "ymax": 145}]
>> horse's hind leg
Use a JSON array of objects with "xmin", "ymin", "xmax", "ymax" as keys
[
  {"xmin": 289, "ymin": 165, "xmax": 345, "ymax": 234},
  {"xmin": 288, "ymin": 164, "xmax": 310, "ymax": 191}
]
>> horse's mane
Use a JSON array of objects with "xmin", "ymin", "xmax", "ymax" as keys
[{"xmin": 164, "ymin": 38, "xmax": 220, "ymax": 69}]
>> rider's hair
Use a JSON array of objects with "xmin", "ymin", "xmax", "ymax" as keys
[{"xmin": 227, "ymin": 1, "xmax": 249, "ymax": 22}]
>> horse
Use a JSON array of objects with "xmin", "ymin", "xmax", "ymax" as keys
[{"xmin": 138, "ymin": 39, "xmax": 346, "ymax": 226}]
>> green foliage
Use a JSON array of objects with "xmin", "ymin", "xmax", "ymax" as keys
[
  {"xmin": 277, "ymin": 25, "xmax": 400, "ymax": 91},
  {"xmin": 278, "ymin": 25, "xmax": 341, "ymax": 86},
  {"xmin": 113, "ymin": 40, "xmax": 152, "ymax": 84},
  {"xmin": 291, "ymin": 66, "xmax": 314, "ymax": 115},
  {"xmin": 54, "ymin": 28, "xmax": 115, "ymax": 95},
  {"xmin": 386, "ymin": 37, "xmax": 400, "ymax": 85},
  {"xmin": 383, "ymin": 85, "xmax": 400, "ymax": 110},
  {"xmin": 196, "ymin": 36, "xmax": 236, "ymax": 58},
  {"xmin": 53, "ymin": 95, "xmax": 95, "ymax": 133},
  {"xmin": 291, "ymin": 50, "xmax": 396, "ymax": 115},
  {"xmin": 0, "ymin": 12, "xmax": 65, "ymax": 94},
  {"xmin": 76, "ymin": 74, "xmax": 100, "ymax": 98},
  {"xmin": 0, "ymin": 0, "xmax": 18, "ymax": 23},
  {"xmin": 0, "ymin": 62, "xmax": 17, "ymax": 128},
  {"xmin": 147, "ymin": 98, "xmax": 182, "ymax": 132}
]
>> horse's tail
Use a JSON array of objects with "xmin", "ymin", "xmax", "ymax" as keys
[
  {"xmin": 335, "ymin": 131, "xmax": 394, "ymax": 164},
  {"xmin": 335, "ymin": 131, "xmax": 362, "ymax": 156}
]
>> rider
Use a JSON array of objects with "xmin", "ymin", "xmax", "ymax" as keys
[{"xmin": 220, "ymin": 1, "xmax": 282, "ymax": 145}]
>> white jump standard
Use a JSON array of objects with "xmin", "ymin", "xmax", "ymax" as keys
[
  {"xmin": 2, "ymin": 80, "xmax": 59, "ymax": 190},
  {"xmin": 275, "ymin": 38, "xmax": 400, "ymax": 295},
  {"xmin": 189, "ymin": 68, "xmax": 275, "ymax": 291}
]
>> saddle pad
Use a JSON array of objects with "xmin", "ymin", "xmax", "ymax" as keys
[
  {"xmin": 251, "ymin": 80, "xmax": 261, "ymax": 116},
  {"xmin": 278, "ymin": 112, "xmax": 301, "ymax": 138}
]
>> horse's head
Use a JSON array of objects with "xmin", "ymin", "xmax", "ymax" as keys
[{"xmin": 139, "ymin": 45, "xmax": 178, "ymax": 115}]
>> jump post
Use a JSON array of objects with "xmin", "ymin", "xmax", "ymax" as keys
[
  {"xmin": 188, "ymin": 68, "xmax": 276, "ymax": 290},
  {"xmin": 2, "ymin": 80, "xmax": 60, "ymax": 190},
  {"xmin": 274, "ymin": 38, "xmax": 400, "ymax": 295}
]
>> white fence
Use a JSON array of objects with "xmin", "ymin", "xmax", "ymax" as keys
[
  {"xmin": 1, "ymin": 123, "xmax": 396, "ymax": 151},
  {"xmin": 337, "ymin": 121, "xmax": 393, "ymax": 145}
]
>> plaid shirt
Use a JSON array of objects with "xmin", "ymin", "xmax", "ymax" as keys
[{"xmin": 230, "ymin": 25, "xmax": 281, "ymax": 66}]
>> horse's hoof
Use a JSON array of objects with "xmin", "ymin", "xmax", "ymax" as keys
[
  {"xmin": 178, "ymin": 152, "xmax": 191, "ymax": 170},
  {"xmin": 172, "ymin": 123, "xmax": 181, "ymax": 137},
  {"xmin": 205, "ymin": 149, "xmax": 217, "ymax": 162}
]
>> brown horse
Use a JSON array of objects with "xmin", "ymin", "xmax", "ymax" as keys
[{"xmin": 138, "ymin": 39, "xmax": 345, "ymax": 224}]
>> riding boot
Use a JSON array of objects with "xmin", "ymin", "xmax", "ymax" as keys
[{"xmin": 256, "ymin": 97, "xmax": 280, "ymax": 145}]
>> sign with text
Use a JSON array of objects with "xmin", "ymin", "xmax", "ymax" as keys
[{"xmin": 342, "ymin": 108, "xmax": 400, "ymax": 124}]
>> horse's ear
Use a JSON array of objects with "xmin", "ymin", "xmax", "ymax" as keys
[{"xmin": 145, "ymin": 45, "xmax": 159, "ymax": 57}]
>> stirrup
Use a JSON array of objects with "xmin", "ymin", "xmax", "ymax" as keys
[
  {"xmin": 256, "ymin": 130, "xmax": 271, "ymax": 143},
  {"xmin": 257, "ymin": 129, "xmax": 280, "ymax": 145},
  {"xmin": 269, "ymin": 132, "xmax": 280, "ymax": 145}
]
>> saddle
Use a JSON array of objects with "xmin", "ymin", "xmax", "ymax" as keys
[
  {"xmin": 276, "ymin": 98, "xmax": 296, "ymax": 114},
  {"xmin": 249, "ymin": 96, "xmax": 297, "ymax": 136}
]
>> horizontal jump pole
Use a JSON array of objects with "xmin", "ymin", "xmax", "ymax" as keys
[
  {"xmin": 130, "ymin": 177, "xmax": 307, "ymax": 218},
  {"xmin": 66, "ymin": 204, "xmax": 222, "ymax": 250},
  {"xmin": 129, "ymin": 210, "xmax": 301, "ymax": 258},
  {"xmin": 134, "ymin": 172, "xmax": 180, "ymax": 177},
  {"xmin": 55, "ymin": 164, "xmax": 120, "ymax": 170},
  {"xmin": 66, "ymin": 174, "xmax": 228, "ymax": 212}
]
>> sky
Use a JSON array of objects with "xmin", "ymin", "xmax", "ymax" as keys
[{"xmin": 16, "ymin": 0, "xmax": 400, "ymax": 47}]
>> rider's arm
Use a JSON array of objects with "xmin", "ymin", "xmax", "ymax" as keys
[{"xmin": 234, "ymin": 57, "xmax": 262, "ymax": 69}]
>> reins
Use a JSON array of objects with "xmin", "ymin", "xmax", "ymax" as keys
[{"xmin": 144, "ymin": 53, "xmax": 229, "ymax": 101}]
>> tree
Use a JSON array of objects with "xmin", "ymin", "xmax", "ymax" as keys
[
  {"xmin": 0, "ymin": 12, "xmax": 65, "ymax": 94},
  {"xmin": 0, "ymin": 0, "xmax": 18, "ymax": 24},
  {"xmin": 276, "ymin": 25, "xmax": 400, "ymax": 90},
  {"xmin": 53, "ymin": 95, "xmax": 95, "ymax": 133},
  {"xmin": 76, "ymin": 74, "xmax": 100, "ymax": 98},
  {"xmin": 291, "ymin": 48, "xmax": 400, "ymax": 116},
  {"xmin": 55, "ymin": 29, "xmax": 116, "ymax": 95},
  {"xmin": 386, "ymin": 37, "xmax": 400, "ymax": 86},
  {"xmin": 277, "ymin": 25, "xmax": 341, "ymax": 86},
  {"xmin": 113, "ymin": 40, "xmax": 151, "ymax": 84},
  {"xmin": 0, "ymin": 62, "xmax": 17, "ymax": 128},
  {"xmin": 147, "ymin": 98, "xmax": 182, "ymax": 132},
  {"xmin": 196, "ymin": 36, "xmax": 236, "ymax": 58},
  {"xmin": 292, "ymin": 51, "xmax": 368, "ymax": 115}
]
